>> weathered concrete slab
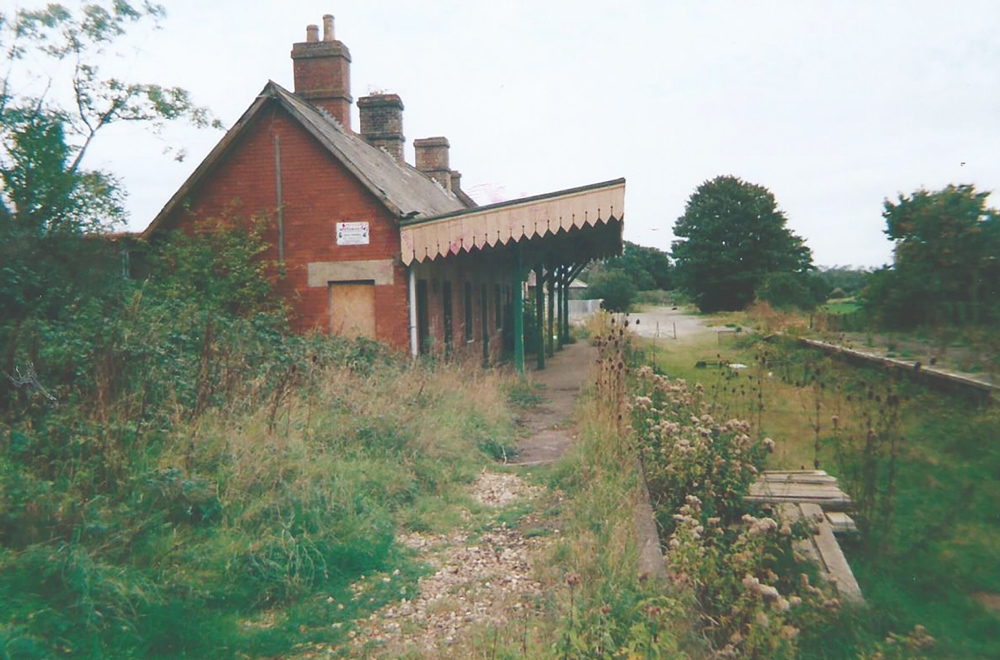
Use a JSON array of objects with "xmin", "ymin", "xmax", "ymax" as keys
[
  {"xmin": 825, "ymin": 511, "xmax": 858, "ymax": 535},
  {"xmin": 748, "ymin": 470, "xmax": 855, "ymax": 512},
  {"xmin": 770, "ymin": 475, "xmax": 864, "ymax": 605},
  {"xmin": 635, "ymin": 468, "xmax": 668, "ymax": 584},
  {"xmin": 802, "ymin": 503, "xmax": 864, "ymax": 604},
  {"xmin": 800, "ymin": 337, "xmax": 998, "ymax": 402}
]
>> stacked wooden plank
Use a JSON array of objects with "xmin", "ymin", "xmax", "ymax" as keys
[
  {"xmin": 747, "ymin": 469, "xmax": 854, "ymax": 511},
  {"xmin": 749, "ymin": 470, "xmax": 864, "ymax": 604}
]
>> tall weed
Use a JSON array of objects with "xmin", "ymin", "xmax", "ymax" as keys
[{"xmin": 0, "ymin": 222, "xmax": 518, "ymax": 658}]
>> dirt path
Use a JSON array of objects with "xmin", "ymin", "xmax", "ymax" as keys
[
  {"xmin": 335, "ymin": 343, "xmax": 598, "ymax": 657},
  {"xmin": 338, "ymin": 327, "xmax": 687, "ymax": 657},
  {"xmin": 511, "ymin": 341, "xmax": 597, "ymax": 465},
  {"xmin": 346, "ymin": 472, "xmax": 552, "ymax": 658},
  {"xmin": 629, "ymin": 306, "xmax": 725, "ymax": 343},
  {"xmin": 510, "ymin": 310, "xmax": 715, "ymax": 465}
]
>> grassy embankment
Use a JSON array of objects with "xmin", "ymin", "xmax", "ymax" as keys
[
  {"xmin": 1, "ymin": 220, "xmax": 539, "ymax": 660},
  {"xmin": 639, "ymin": 306, "xmax": 1000, "ymax": 659},
  {"xmin": 0, "ymin": 341, "xmax": 525, "ymax": 660}
]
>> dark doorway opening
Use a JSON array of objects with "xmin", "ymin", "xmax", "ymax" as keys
[
  {"xmin": 442, "ymin": 280, "xmax": 453, "ymax": 356},
  {"xmin": 416, "ymin": 279, "xmax": 429, "ymax": 354},
  {"xmin": 480, "ymin": 283, "xmax": 489, "ymax": 361}
]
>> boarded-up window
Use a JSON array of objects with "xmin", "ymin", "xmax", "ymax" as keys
[{"xmin": 329, "ymin": 281, "xmax": 376, "ymax": 339}]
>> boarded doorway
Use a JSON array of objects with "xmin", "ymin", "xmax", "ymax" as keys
[{"xmin": 329, "ymin": 281, "xmax": 376, "ymax": 339}]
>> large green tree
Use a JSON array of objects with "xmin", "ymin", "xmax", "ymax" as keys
[
  {"xmin": 865, "ymin": 184, "xmax": 1000, "ymax": 328},
  {"xmin": 671, "ymin": 175, "xmax": 812, "ymax": 312},
  {"xmin": 0, "ymin": 2, "xmax": 217, "ymax": 401},
  {"xmin": 0, "ymin": 2, "xmax": 218, "ymax": 304}
]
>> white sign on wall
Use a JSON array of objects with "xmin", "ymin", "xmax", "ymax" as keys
[{"xmin": 336, "ymin": 221, "xmax": 370, "ymax": 246}]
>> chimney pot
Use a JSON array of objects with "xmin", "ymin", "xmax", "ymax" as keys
[
  {"xmin": 414, "ymin": 137, "xmax": 452, "ymax": 192},
  {"xmin": 291, "ymin": 15, "xmax": 353, "ymax": 130},
  {"xmin": 358, "ymin": 94, "xmax": 406, "ymax": 163}
]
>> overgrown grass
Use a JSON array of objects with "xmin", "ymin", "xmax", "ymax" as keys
[
  {"xmin": 821, "ymin": 300, "xmax": 862, "ymax": 315},
  {"xmin": 1, "ymin": 222, "xmax": 530, "ymax": 659},
  {"xmin": 539, "ymin": 357, "xmax": 690, "ymax": 659},
  {"xmin": 640, "ymin": 321, "xmax": 1000, "ymax": 659},
  {"xmin": 405, "ymin": 313, "xmax": 691, "ymax": 659},
  {"xmin": 633, "ymin": 289, "xmax": 676, "ymax": 307},
  {"xmin": 0, "ymin": 348, "xmax": 520, "ymax": 659}
]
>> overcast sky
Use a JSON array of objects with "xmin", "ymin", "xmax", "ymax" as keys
[{"xmin": 29, "ymin": 0, "xmax": 1000, "ymax": 267}]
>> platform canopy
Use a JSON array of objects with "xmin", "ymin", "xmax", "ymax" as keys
[
  {"xmin": 400, "ymin": 178, "xmax": 625, "ymax": 267},
  {"xmin": 401, "ymin": 178, "xmax": 624, "ymax": 372}
]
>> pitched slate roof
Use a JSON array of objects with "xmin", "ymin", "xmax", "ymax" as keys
[{"xmin": 142, "ymin": 81, "xmax": 465, "ymax": 238}]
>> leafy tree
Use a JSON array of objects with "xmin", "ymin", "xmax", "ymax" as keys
[
  {"xmin": 599, "ymin": 241, "xmax": 672, "ymax": 290},
  {"xmin": 815, "ymin": 266, "xmax": 872, "ymax": 297},
  {"xmin": 671, "ymin": 175, "xmax": 813, "ymax": 312},
  {"xmin": 865, "ymin": 184, "xmax": 1000, "ymax": 328},
  {"xmin": 757, "ymin": 271, "xmax": 822, "ymax": 310},
  {"xmin": 588, "ymin": 269, "xmax": 636, "ymax": 312},
  {"xmin": 0, "ymin": 2, "xmax": 218, "ymax": 400},
  {"xmin": 0, "ymin": 1, "xmax": 217, "ymax": 287}
]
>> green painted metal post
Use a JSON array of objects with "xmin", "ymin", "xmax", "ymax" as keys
[
  {"xmin": 546, "ymin": 269, "xmax": 555, "ymax": 358},
  {"xmin": 562, "ymin": 266, "xmax": 573, "ymax": 343},
  {"xmin": 513, "ymin": 246, "xmax": 525, "ymax": 373},
  {"xmin": 562, "ymin": 268, "xmax": 571, "ymax": 342},
  {"xmin": 534, "ymin": 265, "xmax": 545, "ymax": 370},
  {"xmin": 556, "ymin": 268, "xmax": 565, "ymax": 350}
]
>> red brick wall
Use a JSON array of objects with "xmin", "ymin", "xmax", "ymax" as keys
[
  {"xmin": 415, "ymin": 255, "xmax": 509, "ymax": 362},
  {"xmin": 159, "ymin": 103, "xmax": 410, "ymax": 350}
]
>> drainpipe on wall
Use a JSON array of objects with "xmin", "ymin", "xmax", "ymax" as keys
[
  {"xmin": 409, "ymin": 266, "xmax": 419, "ymax": 358},
  {"xmin": 273, "ymin": 135, "xmax": 285, "ymax": 262}
]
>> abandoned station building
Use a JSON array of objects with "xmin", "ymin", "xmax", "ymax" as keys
[{"xmin": 142, "ymin": 15, "xmax": 624, "ymax": 370}]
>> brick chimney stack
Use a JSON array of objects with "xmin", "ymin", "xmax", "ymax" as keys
[
  {"xmin": 358, "ymin": 94, "xmax": 405, "ymax": 163},
  {"xmin": 414, "ymin": 137, "xmax": 452, "ymax": 191},
  {"xmin": 291, "ymin": 14, "xmax": 353, "ymax": 130}
]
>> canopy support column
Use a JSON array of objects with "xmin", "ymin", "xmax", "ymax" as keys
[
  {"xmin": 534, "ymin": 264, "xmax": 546, "ymax": 370},
  {"xmin": 546, "ymin": 268, "xmax": 555, "ymax": 358},
  {"xmin": 408, "ymin": 265, "xmax": 419, "ymax": 358},
  {"xmin": 513, "ymin": 245, "xmax": 525, "ymax": 373},
  {"xmin": 556, "ymin": 266, "xmax": 566, "ymax": 350}
]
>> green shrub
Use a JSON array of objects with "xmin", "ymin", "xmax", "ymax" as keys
[
  {"xmin": 756, "ymin": 271, "xmax": 823, "ymax": 311},
  {"xmin": 633, "ymin": 289, "xmax": 674, "ymax": 306},
  {"xmin": 588, "ymin": 269, "xmax": 637, "ymax": 312},
  {"xmin": 631, "ymin": 367, "xmax": 770, "ymax": 532}
]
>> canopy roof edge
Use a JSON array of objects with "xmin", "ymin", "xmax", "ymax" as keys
[{"xmin": 401, "ymin": 178, "xmax": 625, "ymax": 266}]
